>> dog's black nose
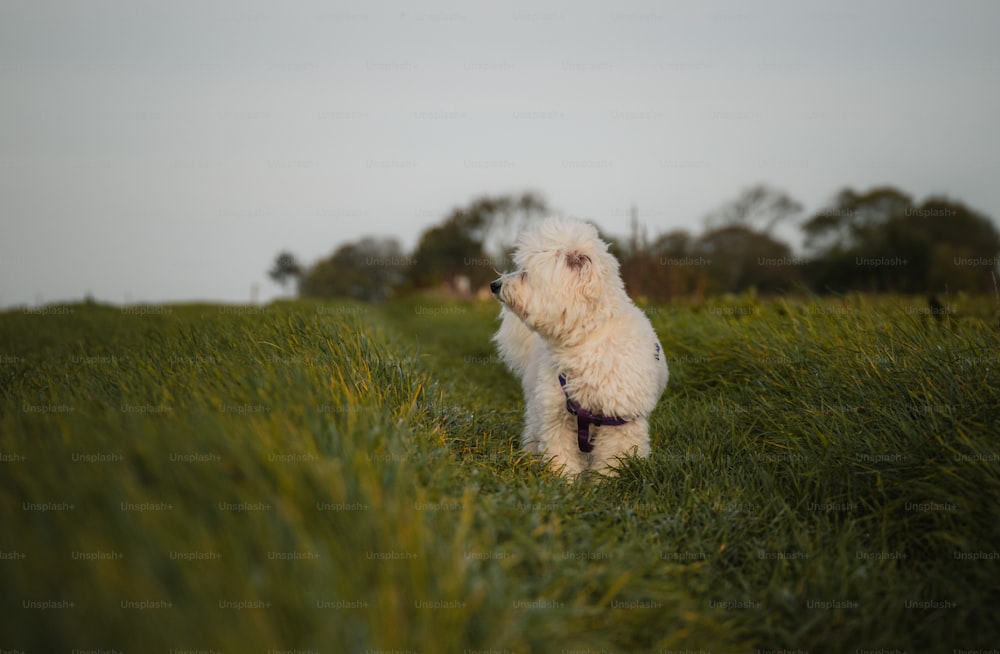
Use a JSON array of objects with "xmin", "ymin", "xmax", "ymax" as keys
[{"xmin": 489, "ymin": 279, "xmax": 502, "ymax": 296}]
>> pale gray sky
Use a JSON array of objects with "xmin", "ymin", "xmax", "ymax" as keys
[{"xmin": 2, "ymin": 0, "xmax": 998, "ymax": 306}]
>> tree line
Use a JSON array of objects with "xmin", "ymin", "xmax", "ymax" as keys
[{"xmin": 269, "ymin": 185, "xmax": 1000, "ymax": 303}]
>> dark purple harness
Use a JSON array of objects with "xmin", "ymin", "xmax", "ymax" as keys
[
  {"xmin": 558, "ymin": 344, "xmax": 660, "ymax": 453},
  {"xmin": 558, "ymin": 374, "xmax": 629, "ymax": 453}
]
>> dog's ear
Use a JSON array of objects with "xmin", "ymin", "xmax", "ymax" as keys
[
  {"xmin": 565, "ymin": 250, "xmax": 602, "ymax": 300},
  {"xmin": 564, "ymin": 251, "xmax": 590, "ymax": 271}
]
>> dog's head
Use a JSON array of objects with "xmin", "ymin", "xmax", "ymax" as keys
[{"xmin": 490, "ymin": 216, "xmax": 623, "ymax": 341}]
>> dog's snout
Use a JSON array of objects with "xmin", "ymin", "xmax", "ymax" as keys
[{"xmin": 489, "ymin": 279, "xmax": 503, "ymax": 296}]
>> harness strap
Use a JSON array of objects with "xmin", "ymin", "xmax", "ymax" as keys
[{"xmin": 558, "ymin": 374, "xmax": 629, "ymax": 453}]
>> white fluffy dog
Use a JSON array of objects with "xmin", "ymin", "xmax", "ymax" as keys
[{"xmin": 490, "ymin": 216, "xmax": 669, "ymax": 478}]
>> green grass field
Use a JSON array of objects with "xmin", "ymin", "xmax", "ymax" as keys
[{"xmin": 1, "ymin": 294, "xmax": 998, "ymax": 653}]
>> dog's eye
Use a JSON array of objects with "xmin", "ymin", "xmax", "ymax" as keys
[{"xmin": 520, "ymin": 271, "xmax": 527, "ymax": 281}]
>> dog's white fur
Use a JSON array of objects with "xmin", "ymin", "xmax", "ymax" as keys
[{"xmin": 491, "ymin": 216, "xmax": 669, "ymax": 477}]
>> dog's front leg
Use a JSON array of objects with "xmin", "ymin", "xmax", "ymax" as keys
[
  {"xmin": 589, "ymin": 420, "xmax": 651, "ymax": 476},
  {"xmin": 536, "ymin": 414, "xmax": 589, "ymax": 478}
]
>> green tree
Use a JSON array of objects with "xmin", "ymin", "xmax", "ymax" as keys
[
  {"xmin": 697, "ymin": 185, "xmax": 802, "ymax": 293},
  {"xmin": 802, "ymin": 187, "xmax": 999, "ymax": 293},
  {"xmin": 410, "ymin": 191, "xmax": 548, "ymax": 291},
  {"xmin": 268, "ymin": 251, "xmax": 303, "ymax": 296},
  {"xmin": 409, "ymin": 220, "xmax": 484, "ymax": 290},
  {"xmin": 696, "ymin": 226, "xmax": 798, "ymax": 293},
  {"xmin": 913, "ymin": 197, "xmax": 1000, "ymax": 293},
  {"xmin": 299, "ymin": 237, "xmax": 406, "ymax": 302},
  {"xmin": 802, "ymin": 187, "xmax": 913, "ymax": 256},
  {"xmin": 706, "ymin": 183, "xmax": 803, "ymax": 235}
]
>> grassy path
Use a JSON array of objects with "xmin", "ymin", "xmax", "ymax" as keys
[{"xmin": 0, "ymin": 296, "xmax": 997, "ymax": 652}]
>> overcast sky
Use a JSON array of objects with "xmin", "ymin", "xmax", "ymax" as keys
[{"xmin": 2, "ymin": 0, "xmax": 998, "ymax": 307}]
